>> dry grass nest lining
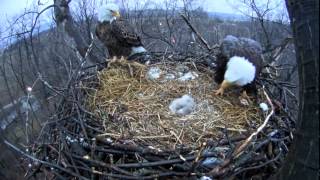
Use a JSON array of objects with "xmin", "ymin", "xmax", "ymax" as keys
[{"xmin": 87, "ymin": 59, "xmax": 263, "ymax": 150}]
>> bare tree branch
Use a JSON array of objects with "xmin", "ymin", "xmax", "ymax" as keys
[{"xmin": 53, "ymin": 0, "xmax": 100, "ymax": 66}]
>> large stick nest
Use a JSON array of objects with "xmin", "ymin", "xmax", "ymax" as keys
[
  {"xmin": 88, "ymin": 59, "xmax": 262, "ymax": 150},
  {"xmin": 18, "ymin": 53, "xmax": 295, "ymax": 180}
]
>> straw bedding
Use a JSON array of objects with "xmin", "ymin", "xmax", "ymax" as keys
[{"xmin": 87, "ymin": 59, "xmax": 262, "ymax": 150}]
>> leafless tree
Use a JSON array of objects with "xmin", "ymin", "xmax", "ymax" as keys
[{"xmin": 230, "ymin": 0, "xmax": 291, "ymax": 53}]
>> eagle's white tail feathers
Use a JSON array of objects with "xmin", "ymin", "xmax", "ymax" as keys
[
  {"xmin": 131, "ymin": 46, "xmax": 147, "ymax": 55},
  {"xmin": 224, "ymin": 56, "xmax": 256, "ymax": 86}
]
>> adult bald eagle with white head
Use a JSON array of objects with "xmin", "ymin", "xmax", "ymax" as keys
[
  {"xmin": 214, "ymin": 35, "xmax": 263, "ymax": 98},
  {"xmin": 95, "ymin": 3, "xmax": 147, "ymax": 59}
]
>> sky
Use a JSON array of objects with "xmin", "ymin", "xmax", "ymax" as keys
[
  {"xmin": 201, "ymin": 0, "xmax": 238, "ymax": 13},
  {"xmin": 0, "ymin": 0, "xmax": 288, "ymax": 23},
  {"xmin": 0, "ymin": 0, "xmax": 237, "ymax": 25},
  {"xmin": 0, "ymin": 0, "xmax": 237, "ymax": 41},
  {"xmin": 0, "ymin": 0, "xmax": 42, "ymax": 24},
  {"xmin": 0, "ymin": 0, "xmax": 288, "ymax": 43}
]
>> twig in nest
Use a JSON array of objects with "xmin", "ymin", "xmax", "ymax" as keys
[
  {"xmin": 171, "ymin": 130, "xmax": 183, "ymax": 144},
  {"xmin": 232, "ymin": 86, "xmax": 275, "ymax": 158},
  {"xmin": 96, "ymin": 133, "xmax": 171, "ymax": 140},
  {"xmin": 209, "ymin": 86, "xmax": 275, "ymax": 176},
  {"xmin": 115, "ymin": 152, "xmax": 217, "ymax": 168},
  {"xmin": 230, "ymin": 151, "xmax": 282, "ymax": 177},
  {"xmin": 188, "ymin": 142, "xmax": 207, "ymax": 175}
]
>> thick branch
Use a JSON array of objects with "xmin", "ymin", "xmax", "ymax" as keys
[
  {"xmin": 180, "ymin": 14, "xmax": 214, "ymax": 51},
  {"xmin": 53, "ymin": 0, "xmax": 100, "ymax": 65}
]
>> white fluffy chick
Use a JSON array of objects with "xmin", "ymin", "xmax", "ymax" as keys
[
  {"xmin": 147, "ymin": 67, "xmax": 161, "ymax": 80},
  {"xmin": 178, "ymin": 71, "xmax": 199, "ymax": 81},
  {"xmin": 169, "ymin": 95, "xmax": 195, "ymax": 115}
]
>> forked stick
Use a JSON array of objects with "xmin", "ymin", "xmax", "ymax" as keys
[{"xmin": 232, "ymin": 86, "xmax": 275, "ymax": 158}]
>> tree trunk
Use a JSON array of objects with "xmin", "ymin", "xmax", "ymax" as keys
[
  {"xmin": 53, "ymin": 0, "xmax": 101, "ymax": 66},
  {"xmin": 273, "ymin": 0, "xmax": 319, "ymax": 179}
]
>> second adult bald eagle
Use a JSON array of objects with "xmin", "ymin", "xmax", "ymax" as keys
[
  {"xmin": 214, "ymin": 35, "xmax": 263, "ymax": 97},
  {"xmin": 95, "ymin": 3, "xmax": 147, "ymax": 59}
]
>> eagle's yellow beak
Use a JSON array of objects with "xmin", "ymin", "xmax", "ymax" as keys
[{"xmin": 112, "ymin": 11, "xmax": 121, "ymax": 18}]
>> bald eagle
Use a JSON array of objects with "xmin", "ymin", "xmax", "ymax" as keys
[
  {"xmin": 96, "ymin": 3, "xmax": 147, "ymax": 59},
  {"xmin": 214, "ymin": 35, "xmax": 263, "ymax": 97}
]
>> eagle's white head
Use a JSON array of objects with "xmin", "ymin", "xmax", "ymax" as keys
[
  {"xmin": 97, "ymin": 3, "xmax": 120, "ymax": 23},
  {"xmin": 224, "ymin": 56, "xmax": 256, "ymax": 86}
]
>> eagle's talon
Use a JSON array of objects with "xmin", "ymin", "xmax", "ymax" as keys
[
  {"xmin": 108, "ymin": 56, "xmax": 118, "ymax": 64},
  {"xmin": 239, "ymin": 91, "xmax": 252, "ymax": 105},
  {"xmin": 214, "ymin": 88, "xmax": 224, "ymax": 96},
  {"xmin": 241, "ymin": 91, "xmax": 251, "ymax": 101}
]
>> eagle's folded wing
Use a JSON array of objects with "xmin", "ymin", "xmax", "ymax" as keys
[
  {"xmin": 95, "ymin": 21, "xmax": 110, "ymax": 42},
  {"xmin": 111, "ymin": 19, "xmax": 143, "ymax": 47}
]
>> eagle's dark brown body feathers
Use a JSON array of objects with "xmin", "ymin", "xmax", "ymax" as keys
[{"xmin": 95, "ymin": 19, "xmax": 144, "ymax": 57}]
